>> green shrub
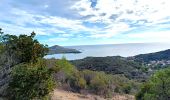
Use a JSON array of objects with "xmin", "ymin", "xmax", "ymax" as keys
[
  {"xmin": 2, "ymin": 31, "xmax": 48, "ymax": 63},
  {"xmin": 67, "ymin": 72, "xmax": 87, "ymax": 91},
  {"xmin": 136, "ymin": 68, "xmax": 170, "ymax": 100},
  {"xmin": 122, "ymin": 84, "xmax": 132, "ymax": 94},
  {"xmin": 81, "ymin": 70, "xmax": 115, "ymax": 97},
  {"xmin": 54, "ymin": 58, "xmax": 87, "ymax": 91},
  {"xmin": 0, "ymin": 28, "xmax": 4, "ymax": 54},
  {"xmin": 54, "ymin": 59, "xmax": 140, "ymax": 97},
  {"xmin": 55, "ymin": 57, "xmax": 77, "ymax": 77},
  {"xmin": 8, "ymin": 61, "xmax": 55, "ymax": 100}
]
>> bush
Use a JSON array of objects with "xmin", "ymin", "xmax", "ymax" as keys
[
  {"xmin": 8, "ymin": 60, "xmax": 55, "ymax": 100},
  {"xmin": 55, "ymin": 57, "xmax": 77, "ymax": 77},
  {"xmin": 54, "ymin": 59, "xmax": 140, "ymax": 97},
  {"xmin": 81, "ymin": 70, "xmax": 115, "ymax": 97},
  {"xmin": 54, "ymin": 58, "xmax": 86, "ymax": 91},
  {"xmin": 67, "ymin": 72, "xmax": 87, "ymax": 92},
  {"xmin": 122, "ymin": 84, "xmax": 132, "ymax": 94},
  {"xmin": 136, "ymin": 68, "xmax": 170, "ymax": 100}
]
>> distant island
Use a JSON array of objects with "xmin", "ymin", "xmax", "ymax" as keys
[{"xmin": 48, "ymin": 45, "xmax": 81, "ymax": 55}]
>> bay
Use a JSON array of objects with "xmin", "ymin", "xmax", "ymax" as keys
[{"xmin": 45, "ymin": 43, "xmax": 170, "ymax": 60}]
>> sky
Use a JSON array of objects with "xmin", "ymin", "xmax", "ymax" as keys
[{"xmin": 0, "ymin": 0, "xmax": 170, "ymax": 46}]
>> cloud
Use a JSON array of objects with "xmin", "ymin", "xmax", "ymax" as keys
[
  {"xmin": 90, "ymin": 22, "xmax": 131, "ymax": 38},
  {"xmin": 0, "ymin": 0, "xmax": 170, "ymax": 45},
  {"xmin": 127, "ymin": 30, "xmax": 170, "ymax": 42},
  {"xmin": 48, "ymin": 37, "xmax": 68, "ymax": 42},
  {"xmin": 7, "ymin": 0, "xmax": 81, "ymax": 19},
  {"xmin": 73, "ymin": 0, "xmax": 170, "ymax": 23}
]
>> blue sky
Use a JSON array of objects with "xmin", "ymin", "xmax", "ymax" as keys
[{"xmin": 0, "ymin": 0, "xmax": 170, "ymax": 46}]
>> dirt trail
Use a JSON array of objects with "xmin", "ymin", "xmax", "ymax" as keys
[{"xmin": 51, "ymin": 89, "xmax": 134, "ymax": 100}]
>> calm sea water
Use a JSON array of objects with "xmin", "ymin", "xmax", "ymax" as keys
[{"xmin": 45, "ymin": 43, "xmax": 170, "ymax": 60}]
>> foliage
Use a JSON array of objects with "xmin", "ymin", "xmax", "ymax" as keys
[
  {"xmin": 55, "ymin": 57, "xmax": 77, "ymax": 77},
  {"xmin": 0, "ymin": 28, "xmax": 143, "ymax": 99},
  {"xmin": 2, "ymin": 31, "xmax": 48, "ymax": 63},
  {"xmin": 0, "ymin": 28, "xmax": 4, "ymax": 54},
  {"xmin": 89, "ymin": 71, "xmax": 114, "ymax": 96},
  {"xmin": 54, "ymin": 58, "xmax": 141, "ymax": 97},
  {"xmin": 54, "ymin": 58, "xmax": 85, "ymax": 91},
  {"xmin": 134, "ymin": 49, "xmax": 170, "ymax": 63},
  {"xmin": 136, "ymin": 68, "xmax": 170, "ymax": 100},
  {"xmin": 8, "ymin": 60, "xmax": 55, "ymax": 100},
  {"xmin": 81, "ymin": 70, "xmax": 140, "ymax": 95},
  {"xmin": 54, "ymin": 59, "xmax": 114, "ymax": 96},
  {"xmin": 0, "ymin": 28, "xmax": 54, "ymax": 99},
  {"xmin": 67, "ymin": 72, "xmax": 87, "ymax": 92},
  {"xmin": 71, "ymin": 56, "xmax": 147, "ymax": 80}
]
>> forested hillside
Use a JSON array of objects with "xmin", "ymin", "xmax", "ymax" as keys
[
  {"xmin": 71, "ymin": 56, "xmax": 149, "ymax": 81},
  {"xmin": 132, "ymin": 49, "xmax": 170, "ymax": 63}
]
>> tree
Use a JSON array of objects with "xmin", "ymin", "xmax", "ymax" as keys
[
  {"xmin": 2, "ymin": 31, "xmax": 48, "ymax": 63},
  {"xmin": 0, "ymin": 28, "xmax": 3, "ymax": 42},
  {"xmin": 136, "ymin": 68, "xmax": 170, "ymax": 100},
  {"xmin": 0, "ymin": 29, "xmax": 53, "ymax": 99},
  {"xmin": 0, "ymin": 28, "xmax": 4, "ymax": 54},
  {"xmin": 55, "ymin": 57, "xmax": 77, "ymax": 77},
  {"xmin": 8, "ymin": 60, "xmax": 55, "ymax": 100}
]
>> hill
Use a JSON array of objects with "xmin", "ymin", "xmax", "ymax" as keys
[
  {"xmin": 132, "ymin": 49, "xmax": 170, "ymax": 63},
  {"xmin": 48, "ymin": 45, "xmax": 81, "ymax": 55},
  {"xmin": 71, "ymin": 56, "xmax": 148, "ymax": 80},
  {"xmin": 128, "ymin": 49, "xmax": 170, "ymax": 70}
]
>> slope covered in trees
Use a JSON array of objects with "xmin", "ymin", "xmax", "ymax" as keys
[
  {"xmin": 132, "ymin": 49, "xmax": 170, "ymax": 63},
  {"xmin": 46, "ymin": 58, "xmax": 141, "ymax": 97},
  {"xmin": 71, "ymin": 56, "xmax": 148, "ymax": 81}
]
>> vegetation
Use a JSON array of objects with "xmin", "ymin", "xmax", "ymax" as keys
[
  {"xmin": 71, "ymin": 56, "xmax": 148, "ymax": 81},
  {"xmin": 3, "ymin": 31, "xmax": 48, "ymax": 63},
  {"xmin": 0, "ymin": 29, "xmax": 55, "ymax": 99},
  {"xmin": 1, "ymin": 27, "xmax": 170, "ymax": 99},
  {"xmin": 133, "ymin": 49, "xmax": 170, "ymax": 63},
  {"xmin": 8, "ymin": 60, "xmax": 55, "ymax": 100},
  {"xmin": 136, "ymin": 68, "xmax": 170, "ymax": 100},
  {"xmin": 51, "ymin": 58, "xmax": 141, "ymax": 97},
  {"xmin": 0, "ymin": 28, "xmax": 4, "ymax": 54}
]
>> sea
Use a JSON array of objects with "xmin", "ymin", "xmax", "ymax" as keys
[{"xmin": 45, "ymin": 43, "xmax": 170, "ymax": 60}]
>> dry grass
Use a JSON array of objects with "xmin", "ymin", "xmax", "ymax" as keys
[{"xmin": 51, "ymin": 89, "xmax": 135, "ymax": 100}]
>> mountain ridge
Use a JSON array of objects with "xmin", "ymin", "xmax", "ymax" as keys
[{"xmin": 132, "ymin": 49, "xmax": 170, "ymax": 63}]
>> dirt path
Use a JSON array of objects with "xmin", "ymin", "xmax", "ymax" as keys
[{"xmin": 51, "ymin": 89, "xmax": 134, "ymax": 100}]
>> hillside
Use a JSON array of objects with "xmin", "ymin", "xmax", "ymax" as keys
[
  {"xmin": 48, "ymin": 45, "xmax": 81, "ymax": 55},
  {"xmin": 71, "ymin": 56, "xmax": 148, "ymax": 80},
  {"xmin": 132, "ymin": 49, "xmax": 170, "ymax": 63}
]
